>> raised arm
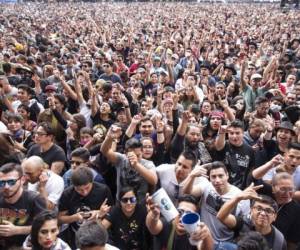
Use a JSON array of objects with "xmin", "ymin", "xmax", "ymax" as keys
[
  {"xmin": 177, "ymin": 111, "xmax": 189, "ymax": 136},
  {"xmin": 146, "ymin": 194, "xmax": 163, "ymax": 235},
  {"xmin": 252, "ymin": 154, "xmax": 283, "ymax": 180},
  {"xmin": 182, "ymin": 164, "xmax": 209, "ymax": 197},
  {"xmin": 100, "ymin": 126, "xmax": 122, "ymax": 164},
  {"xmin": 217, "ymin": 183, "xmax": 263, "ymax": 228},
  {"xmin": 125, "ymin": 114, "xmax": 141, "ymax": 138},
  {"xmin": 240, "ymin": 60, "xmax": 248, "ymax": 91},
  {"xmin": 214, "ymin": 125, "xmax": 227, "ymax": 151}
]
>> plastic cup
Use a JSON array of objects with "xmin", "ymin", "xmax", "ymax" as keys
[
  {"xmin": 181, "ymin": 212, "xmax": 202, "ymax": 246},
  {"xmin": 152, "ymin": 188, "xmax": 179, "ymax": 222}
]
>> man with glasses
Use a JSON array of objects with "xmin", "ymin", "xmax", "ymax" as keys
[
  {"xmin": 146, "ymin": 194, "xmax": 214, "ymax": 250},
  {"xmin": 0, "ymin": 162, "xmax": 46, "ymax": 249},
  {"xmin": 63, "ymin": 147, "xmax": 104, "ymax": 188},
  {"xmin": 250, "ymin": 151, "xmax": 300, "ymax": 248},
  {"xmin": 217, "ymin": 188, "xmax": 286, "ymax": 250},
  {"xmin": 26, "ymin": 122, "xmax": 66, "ymax": 175},
  {"xmin": 99, "ymin": 60, "xmax": 122, "ymax": 84},
  {"xmin": 22, "ymin": 156, "xmax": 64, "ymax": 210}
]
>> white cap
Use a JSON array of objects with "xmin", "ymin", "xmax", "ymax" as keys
[{"xmin": 251, "ymin": 73, "xmax": 262, "ymax": 80}]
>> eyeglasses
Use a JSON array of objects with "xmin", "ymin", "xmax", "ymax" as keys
[
  {"xmin": 34, "ymin": 132, "xmax": 48, "ymax": 136},
  {"xmin": 253, "ymin": 206, "xmax": 275, "ymax": 215},
  {"xmin": 0, "ymin": 177, "xmax": 21, "ymax": 188},
  {"xmin": 277, "ymin": 187, "xmax": 294, "ymax": 193},
  {"xmin": 70, "ymin": 160, "xmax": 84, "ymax": 166},
  {"xmin": 120, "ymin": 197, "xmax": 137, "ymax": 204}
]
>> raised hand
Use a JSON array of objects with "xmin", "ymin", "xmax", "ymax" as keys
[
  {"xmin": 127, "ymin": 151, "xmax": 138, "ymax": 168},
  {"xmin": 237, "ymin": 183, "xmax": 263, "ymax": 201}
]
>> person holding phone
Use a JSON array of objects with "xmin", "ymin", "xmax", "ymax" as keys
[{"xmin": 58, "ymin": 166, "xmax": 113, "ymax": 249}]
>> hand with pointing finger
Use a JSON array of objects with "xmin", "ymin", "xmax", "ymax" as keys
[
  {"xmin": 97, "ymin": 198, "xmax": 111, "ymax": 219},
  {"xmin": 237, "ymin": 183, "xmax": 263, "ymax": 201}
]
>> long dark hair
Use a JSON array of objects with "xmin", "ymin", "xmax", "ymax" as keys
[{"xmin": 31, "ymin": 210, "xmax": 58, "ymax": 250}]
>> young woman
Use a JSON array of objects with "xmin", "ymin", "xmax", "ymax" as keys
[
  {"xmin": 23, "ymin": 210, "xmax": 71, "ymax": 250},
  {"xmin": 17, "ymin": 104, "xmax": 37, "ymax": 132},
  {"xmin": 141, "ymin": 137, "xmax": 165, "ymax": 166},
  {"xmin": 101, "ymin": 186, "xmax": 149, "ymax": 250}
]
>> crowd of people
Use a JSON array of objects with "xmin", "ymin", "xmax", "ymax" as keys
[{"xmin": 0, "ymin": 2, "xmax": 300, "ymax": 250}]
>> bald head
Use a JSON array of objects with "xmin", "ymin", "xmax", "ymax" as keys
[{"xmin": 22, "ymin": 156, "xmax": 47, "ymax": 184}]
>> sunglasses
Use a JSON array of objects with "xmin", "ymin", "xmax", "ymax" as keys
[
  {"xmin": 0, "ymin": 177, "xmax": 21, "ymax": 188},
  {"xmin": 102, "ymin": 64, "xmax": 110, "ymax": 68},
  {"xmin": 120, "ymin": 197, "xmax": 137, "ymax": 204}
]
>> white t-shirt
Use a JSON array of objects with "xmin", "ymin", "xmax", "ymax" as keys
[
  {"xmin": 28, "ymin": 170, "xmax": 64, "ymax": 205},
  {"xmin": 200, "ymin": 183, "xmax": 250, "ymax": 242},
  {"xmin": 156, "ymin": 164, "xmax": 210, "ymax": 206}
]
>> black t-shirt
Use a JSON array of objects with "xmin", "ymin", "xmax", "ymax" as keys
[
  {"xmin": 262, "ymin": 139, "xmax": 284, "ymax": 162},
  {"xmin": 91, "ymin": 111, "xmax": 114, "ymax": 129},
  {"xmin": 105, "ymin": 204, "xmax": 148, "ymax": 250},
  {"xmin": 26, "ymin": 143, "xmax": 66, "ymax": 167},
  {"xmin": 214, "ymin": 142, "xmax": 255, "ymax": 189},
  {"xmin": 154, "ymin": 219, "xmax": 197, "ymax": 250},
  {"xmin": 58, "ymin": 182, "xmax": 113, "ymax": 232},
  {"xmin": 0, "ymin": 190, "xmax": 46, "ymax": 248}
]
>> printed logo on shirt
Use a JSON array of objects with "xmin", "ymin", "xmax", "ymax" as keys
[{"xmin": 0, "ymin": 208, "xmax": 29, "ymax": 225}]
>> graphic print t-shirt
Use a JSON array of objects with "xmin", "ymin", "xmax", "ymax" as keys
[{"xmin": 0, "ymin": 190, "xmax": 46, "ymax": 247}]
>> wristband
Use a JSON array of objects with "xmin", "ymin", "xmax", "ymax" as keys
[
  {"xmin": 124, "ymin": 106, "xmax": 129, "ymax": 108},
  {"xmin": 157, "ymin": 131, "xmax": 164, "ymax": 134}
]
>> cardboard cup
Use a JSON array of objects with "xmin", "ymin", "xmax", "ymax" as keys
[
  {"xmin": 181, "ymin": 212, "xmax": 202, "ymax": 246},
  {"xmin": 152, "ymin": 188, "xmax": 179, "ymax": 222}
]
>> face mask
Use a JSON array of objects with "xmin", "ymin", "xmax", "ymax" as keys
[{"xmin": 270, "ymin": 104, "xmax": 281, "ymax": 112}]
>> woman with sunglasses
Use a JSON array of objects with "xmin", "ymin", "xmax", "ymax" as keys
[
  {"xmin": 23, "ymin": 210, "xmax": 71, "ymax": 250},
  {"xmin": 101, "ymin": 186, "xmax": 149, "ymax": 250}
]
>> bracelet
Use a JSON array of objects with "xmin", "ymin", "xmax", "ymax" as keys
[
  {"xmin": 124, "ymin": 106, "xmax": 129, "ymax": 108},
  {"xmin": 157, "ymin": 131, "xmax": 164, "ymax": 134}
]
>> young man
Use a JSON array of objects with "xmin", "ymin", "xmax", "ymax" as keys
[
  {"xmin": 0, "ymin": 162, "xmax": 46, "ymax": 249},
  {"xmin": 217, "ymin": 188, "xmax": 286, "ymax": 250},
  {"xmin": 101, "ymin": 126, "xmax": 157, "ymax": 200},
  {"xmin": 58, "ymin": 166, "xmax": 113, "ymax": 249},
  {"xmin": 76, "ymin": 220, "xmax": 119, "ymax": 250},
  {"xmin": 251, "ymin": 160, "xmax": 300, "ymax": 248},
  {"xmin": 183, "ymin": 162, "xmax": 249, "ymax": 245},
  {"xmin": 26, "ymin": 122, "xmax": 66, "ymax": 174},
  {"xmin": 146, "ymin": 194, "xmax": 214, "ymax": 250},
  {"xmin": 253, "ymin": 142, "xmax": 300, "ymax": 200},
  {"xmin": 63, "ymin": 147, "xmax": 105, "ymax": 188},
  {"xmin": 156, "ymin": 151, "xmax": 209, "ymax": 205},
  {"xmin": 22, "ymin": 156, "xmax": 64, "ymax": 210},
  {"xmin": 214, "ymin": 120, "xmax": 255, "ymax": 189}
]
